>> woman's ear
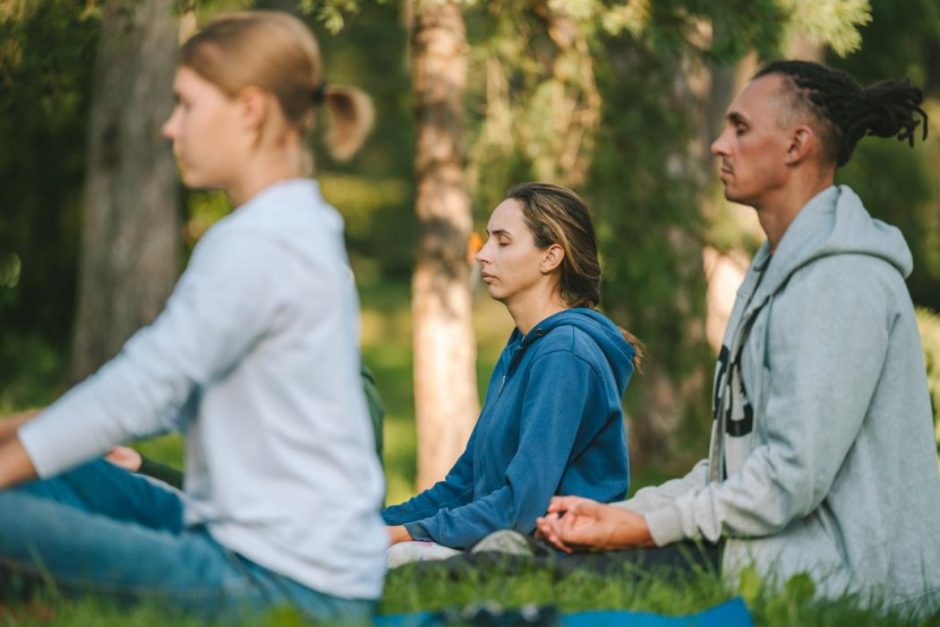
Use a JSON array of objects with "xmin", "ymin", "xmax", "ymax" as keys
[
  {"xmin": 238, "ymin": 86, "xmax": 269, "ymax": 134},
  {"xmin": 540, "ymin": 244, "xmax": 565, "ymax": 274}
]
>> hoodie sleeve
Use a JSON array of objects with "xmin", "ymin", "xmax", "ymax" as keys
[
  {"xmin": 616, "ymin": 458, "xmax": 709, "ymax": 514},
  {"xmin": 644, "ymin": 259, "xmax": 888, "ymax": 545},
  {"xmin": 18, "ymin": 232, "xmax": 288, "ymax": 478},
  {"xmin": 382, "ymin": 428, "xmax": 478, "ymax": 525},
  {"xmin": 404, "ymin": 350, "xmax": 611, "ymax": 549}
]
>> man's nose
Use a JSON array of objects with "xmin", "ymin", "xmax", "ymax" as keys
[{"xmin": 710, "ymin": 129, "xmax": 729, "ymax": 156}]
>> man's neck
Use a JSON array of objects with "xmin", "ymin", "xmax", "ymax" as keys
[{"xmin": 756, "ymin": 170, "xmax": 834, "ymax": 252}]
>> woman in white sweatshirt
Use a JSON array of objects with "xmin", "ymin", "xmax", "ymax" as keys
[{"xmin": 0, "ymin": 10, "xmax": 386, "ymax": 622}]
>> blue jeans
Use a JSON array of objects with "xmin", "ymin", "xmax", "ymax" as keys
[{"xmin": 0, "ymin": 460, "xmax": 374, "ymax": 623}]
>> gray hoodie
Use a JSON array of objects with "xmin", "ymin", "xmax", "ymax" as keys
[{"xmin": 623, "ymin": 185, "xmax": 940, "ymax": 609}]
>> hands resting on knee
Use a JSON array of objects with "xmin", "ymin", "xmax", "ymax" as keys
[{"xmin": 535, "ymin": 496, "xmax": 654, "ymax": 554}]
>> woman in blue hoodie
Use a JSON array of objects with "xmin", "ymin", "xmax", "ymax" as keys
[{"xmin": 384, "ymin": 182, "xmax": 640, "ymax": 565}]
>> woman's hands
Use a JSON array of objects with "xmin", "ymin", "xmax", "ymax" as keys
[
  {"xmin": 536, "ymin": 496, "xmax": 654, "ymax": 553},
  {"xmin": 0, "ymin": 410, "xmax": 40, "ymax": 489},
  {"xmin": 0, "ymin": 436, "xmax": 37, "ymax": 490},
  {"xmin": 387, "ymin": 525, "xmax": 413, "ymax": 545},
  {"xmin": 105, "ymin": 446, "xmax": 143, "ymax": 472},
  {"xmin": 0, "ymin": 409, "xmax": 40, "ymax": 441}
]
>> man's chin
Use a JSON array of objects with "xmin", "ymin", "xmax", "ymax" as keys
[{"xmin": 721, "ymin": 186, "xmax": 743, "ymax": 204}]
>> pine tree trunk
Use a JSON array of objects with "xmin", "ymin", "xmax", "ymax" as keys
[
  {"xmin": 410, "ymin": 0, "xmax": 480, "ymax": 490},
  {"xmin": 627, "ymin": 48, "xmax": 714, "ymax": 471},
  {"xmin": 69, "ymin": 0, "xmax": 180, "ymax": 382}
]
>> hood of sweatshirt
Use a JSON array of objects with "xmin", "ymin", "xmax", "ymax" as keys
[
  {"xmin": 709, "ymin": 184, "xmax": 914, "ymax": 482},
  {"xmin": 749, "ymin": 185, "xmax": 913, "ymax": 307},
  {"xmin": 513, "ymin": 307, "xmax": 636, "ymax": 393}
]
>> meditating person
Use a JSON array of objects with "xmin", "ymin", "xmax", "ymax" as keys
[
  {"xmin": 0, "ymin": 11, "xmax": 386, "ymax": 622},
  {"xmin": 104, "ymin": 361, "xmax": 386, "ymax": 488},
  {"xmin": 535, "ymin": 60, "xmax": 940, "ymax": 612},
  {"xmin": 383, "ymin": 182, "xmax": 640, "ymax": 566}
]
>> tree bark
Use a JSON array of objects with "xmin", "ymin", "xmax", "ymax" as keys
[
  {"xmin": 410, "ymin": 1, "xmax": 480, "ymax": 490},
  {"xmin": 625, "ymin": 41, "xmax": 714, "ymax": 471},
  {"xmin": 69, "ymin": 0, "xmax": 180, "ymax": 382},
  {"xmin": 531, "ymin": 0, "xmax": 601, "ymax": 188}
]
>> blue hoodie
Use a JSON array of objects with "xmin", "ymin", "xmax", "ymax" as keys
[{"xmin": 383, "ymin": 308, "xmax": 635, "ymax": 549}]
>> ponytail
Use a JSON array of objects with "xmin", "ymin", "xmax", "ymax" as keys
[
  {"xmin": 321, "ymin": 85, "xmax": 375, "ymax": 161},
  {"xmin": 619, "ymin": 326, "xmax": 646, "ymax": 373},
  {"xmin": 180, "ymin": 11, "xmax": 374, "ymax": 163},
  {"xmin": 754, "ymin": 60, "xmax": 928, "ymax": 167}
]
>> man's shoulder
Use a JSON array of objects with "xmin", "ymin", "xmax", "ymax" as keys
[
  {"xmin": 770, "ymin": 252, "xmax": 913, "ymax": 334},
  {"xmin": 786, "ymin": 252, "xmax": 904, "ymax": 296}
]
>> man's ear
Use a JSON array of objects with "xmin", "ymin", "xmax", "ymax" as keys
[
  {"xmin": 785, "ymin": 124, "xmax": 815, "ymax": 165},
  {"xmin": 238, "ymin": 86, "xmax": 269, "ymax": 133},
  {"xmin": 541, "ymin": 244, "xmax": 565, "ymax": 274}
]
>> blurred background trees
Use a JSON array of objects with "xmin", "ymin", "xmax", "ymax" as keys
[
  {"xmin": 1, "ymin": 0, "xmax": 938, "ymax": 494},
  {"xmin": 69, "ymin": 0, "xmax": 181, "ymax": 383}
]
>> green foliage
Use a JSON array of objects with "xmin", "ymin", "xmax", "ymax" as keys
[
  {"xmin": 916, "ymin": 308, "xmax": 940, "ymax": 463},
  {"xmin": 779, "ymin": 0, "xmax": 872, "ymax": 56},
  {"xmin": 321, "ymin": 174, "xmax": 413, "ymax": 282},
  {"xmin": 588, "ymin": 41, "xmax": 707, "ymax": 370},
  {"xmin": 0, "ymin": 0, "xmax": 100, "ymax": 406},
  {"xmin": 834, "ymin": 103, "xmax": 940, "ymax": 310},
  {"xmin": 296, "ymin": 0, "xmax": 363, "ymax": 34},
  {"xmin": 304, "ymin": 0, "xmax": 418, "ymax": 282},
  {"xmin": 831, "ymin": 0, "xmax": 940, "ymax": 86},
  {"xmin": 827, "ymin": 0, "xmax": 940, "ymax": 312}
]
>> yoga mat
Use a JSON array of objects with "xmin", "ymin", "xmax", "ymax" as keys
[{"xmin": 376, "ymin": 596, "xmax": 753, "ymax": 626}]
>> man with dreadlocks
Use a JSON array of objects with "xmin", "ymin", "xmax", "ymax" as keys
[{"xmin": 534, "ymin": 60, "xmax": 940, "ymax": 610}]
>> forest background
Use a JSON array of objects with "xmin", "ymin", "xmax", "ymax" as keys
[{"xmin": 1, "ymin": 0, "xmax": 939, "ymax": 509}]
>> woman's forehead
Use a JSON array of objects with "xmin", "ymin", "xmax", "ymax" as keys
[{"xmin": 487, "ymin": 198, "xmax": 525, "ymax": 233}]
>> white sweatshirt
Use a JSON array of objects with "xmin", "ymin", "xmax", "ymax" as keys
[{"xmin": 19, "ymin": 179, "xmax": 388, "ymax": 600}]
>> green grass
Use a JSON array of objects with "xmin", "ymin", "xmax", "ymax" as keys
[
  {"xmin": 4, "ymin": 566, "xmax": 934, "ymax": 626},
  {"xmin": 3, "ymin": 281, "xmax": 938, "ymax": 625}
]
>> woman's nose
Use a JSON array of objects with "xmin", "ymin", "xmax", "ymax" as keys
[
  {"xmin": 162, "ymin": 107, "xmax": 180, "ymax": 140},
  {"xmin": 475, "ymin": 241, "xmax": 491, "ymax": 265}
]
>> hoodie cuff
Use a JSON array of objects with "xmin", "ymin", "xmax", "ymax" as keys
[
  {"xmin": 644, "ymin": 503, "xmax": 687, "ymax": 546},
  {"xmin": 404, "ymin": 521, "xmax": 433, "ymax": 542}
]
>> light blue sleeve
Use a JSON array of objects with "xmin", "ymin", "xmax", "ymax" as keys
[
  {"xmin": 646, "ymin": 260, "xmax": 887, "ymax": 545},
  {"xmin": 617, "ymin": 458, "xmax": 710, "ymax": 513},
  {"xmin": 19, "ymin": 231, "xmax": 289, "ymax": 477}
]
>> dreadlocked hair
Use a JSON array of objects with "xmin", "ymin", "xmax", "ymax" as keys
[{"xmin": 754, "ymin": 60, "xmax": 928, "ymax": 167}]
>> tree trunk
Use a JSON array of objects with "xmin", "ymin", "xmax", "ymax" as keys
[
  {"xmin": 625, "ymin": 40, "xmax": 714, "ymax": 471},
  {"xmin": 531, "ymin": 0, "xmax": 601, "ymax": 188},
  {"xmin": 410, "ymin": 1, "xmax": 480, "ymax": 490},
  {"xmin": 69, "ymin": 0, "xmax": 180, "ymax": 382}
]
